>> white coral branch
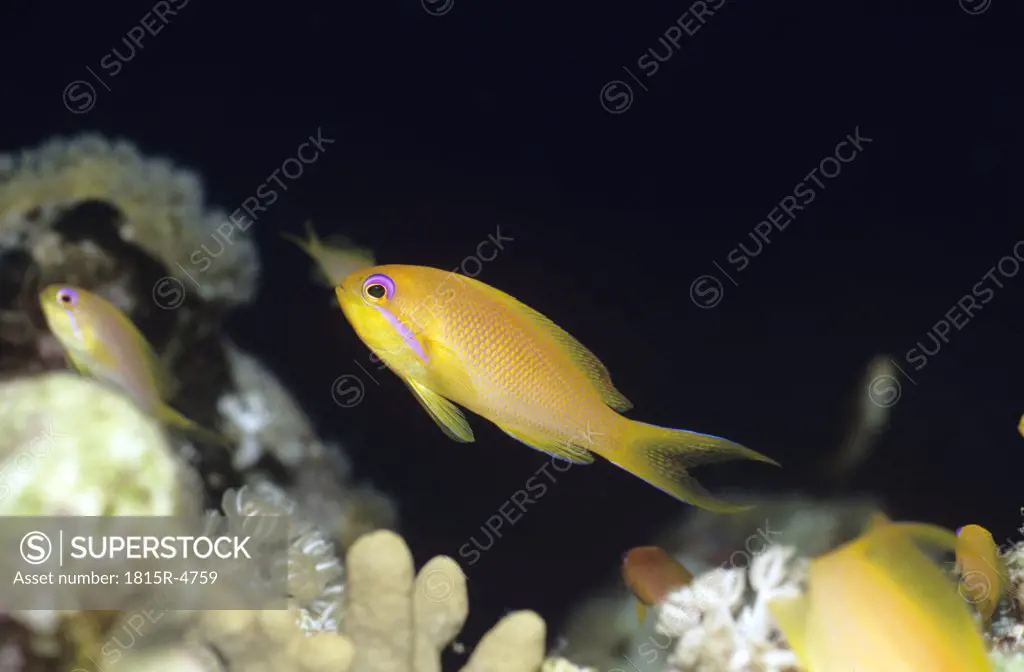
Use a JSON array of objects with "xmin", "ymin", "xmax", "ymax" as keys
[{"xmin": 655, "ymin": 545, "xmax": 805, "ymax": 672}]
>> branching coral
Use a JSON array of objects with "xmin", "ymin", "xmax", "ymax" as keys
[
  {"xmin": 654, "ymin": 545, "xmax": 805, "ymax": 672},
  {"xmin": 644, "ymin": 523, "xmax": 1024, "ymax": 671},
  {"xmin": 218, "ymin": 344, "xmax": 318, "ymax": 471},
  {"xmin": 103, "ymin": 528, "xmax": 550, "ymax": 672},
  {"xmin": 219, "ymin": 481, "xmax": 347, "ymax": 633},
  {"xmin": 344, "ymin": 530, "xmax": 545, "ymax": 672},
  {"xmin": 986, "ymin": 541, "xmax": 1024, "ymax": 670},
  {"xmin": 218, "ymin": 342, "xmax": 397, "ymax": 552}
]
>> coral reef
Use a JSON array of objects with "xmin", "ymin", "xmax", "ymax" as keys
[
  {"xmin": 986, "ymin": 540, "xmax": 1024, "ymax": 670},
  {"xmin": 0, "ymin": 133, "xmax": 394, "ymax": 522},
  {"xmin": 636, "ymin": 516, "xmax": 1024, "ymax": 671},
  {"xmin": 217, "ymin": 343, "xmax": 396, "ymax": 551},
  {"xmin": 102, "ymin": 528, "xmax": 548, "ymax": 672},
  {"xmin": 0, "ymin": 133, "xmax": 395, "ymax": 670},
  {"xmin": 0, "ymin": 134, "xmax": 259, "ymax": 305},
  {"xmin": 8, "ymin": 133, "xmax": 1021, "ymax": 672},
  {"xmin": 655, "ymin": 545, "xmax": 803, "ymax": 672},
  {"xmin": 557, "ymin": 494, "xmax": 878, "ymax": 671}
]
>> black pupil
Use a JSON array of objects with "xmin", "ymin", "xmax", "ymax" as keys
[
  {"xmin": 59, "ymin": 293, "xmax": 70, "ymax": 303},
  {"xmin": 367, "ymin": 284, "xmax": 386, "ymax": 299}
]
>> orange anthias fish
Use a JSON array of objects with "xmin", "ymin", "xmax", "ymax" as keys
[
  {"xmin": 622, "ymin": 546, "xmax": 693, "ymax": 624},
  {"xmin": 282, "ymin": 221, "xmax": 376, "ymax": 297},
  {"xmin": 38, "ymin": 284, "xmax": 227, "ymax": 446},
  {"xmin": 956, "ymin": 523, "xmax": 1009, "ymax": 624},
  {"xmin": 769, "ymin": 513, "xmax": 992, "ymax": 671},
  {"xmin": 335, "ymin": 265, "xmax": 778, "ymax": 512}
]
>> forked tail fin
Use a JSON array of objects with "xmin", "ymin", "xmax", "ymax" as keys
[{"xmin": 609, "ymin": 421, "xmax": 779, "ymax": 513}]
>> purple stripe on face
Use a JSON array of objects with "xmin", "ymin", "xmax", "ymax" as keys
[
  {"xmin": 64, "ymin": 309, "xmax": 84, "ymax": 343},
  {"xmin": 374, "ymin": 304, "xmax": 428, "ymax": 364}
]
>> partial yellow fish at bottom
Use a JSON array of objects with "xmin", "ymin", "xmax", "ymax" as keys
[{"xmin": 770, "ymin": 513, "xmax": 992, "ymax": 671}]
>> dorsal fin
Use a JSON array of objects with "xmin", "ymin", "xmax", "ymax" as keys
[{"xmin": 463, "ymin": 275, "xmax": 634, "ymax": 412}]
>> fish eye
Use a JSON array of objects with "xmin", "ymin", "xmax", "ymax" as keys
[
  {"xmin": 56, "ymin": 288, "xmax": 78, "ymax": 306},
  {"xmin": 362, "ymin": 273, "xmax": 395, "ymax": 301}
]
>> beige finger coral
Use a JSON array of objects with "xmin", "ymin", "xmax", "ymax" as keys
[
  {"xmin": 345, "ymin": 529, "xmax": 546, "ymax": 672},
  {"xmin": 103, "ymin": 529, "xmax": 551, "ymax": 672}
]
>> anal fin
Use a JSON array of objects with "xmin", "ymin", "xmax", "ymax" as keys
[
  {"xmin": 405, "ymin": 379, "xmax": 475, "ymax": 443},
  {"xmin": 496, "ymin": 423, "xmax": 595, "ymax": 464}
]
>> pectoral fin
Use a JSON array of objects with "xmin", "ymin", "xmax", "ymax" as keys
[
  {"xmin": 636, "ymin": 602, "xmax": 647, "ymax": 625},
  {"xmin": 404, "ymin": 379, "xmax": 475, "ymax": 443},
  {"xmin": 496, "ymin": 423, "xmax": 595, "ymax": 464}
]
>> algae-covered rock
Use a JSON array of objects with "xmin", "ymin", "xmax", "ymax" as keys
[{"xmin": 0, "ymin": 372, "xmax": 197, "ymax": 517}]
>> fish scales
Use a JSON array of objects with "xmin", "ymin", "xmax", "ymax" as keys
[{"xmin": 438, "ymin": 281, "xmax": 613, "ymax": 449}]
